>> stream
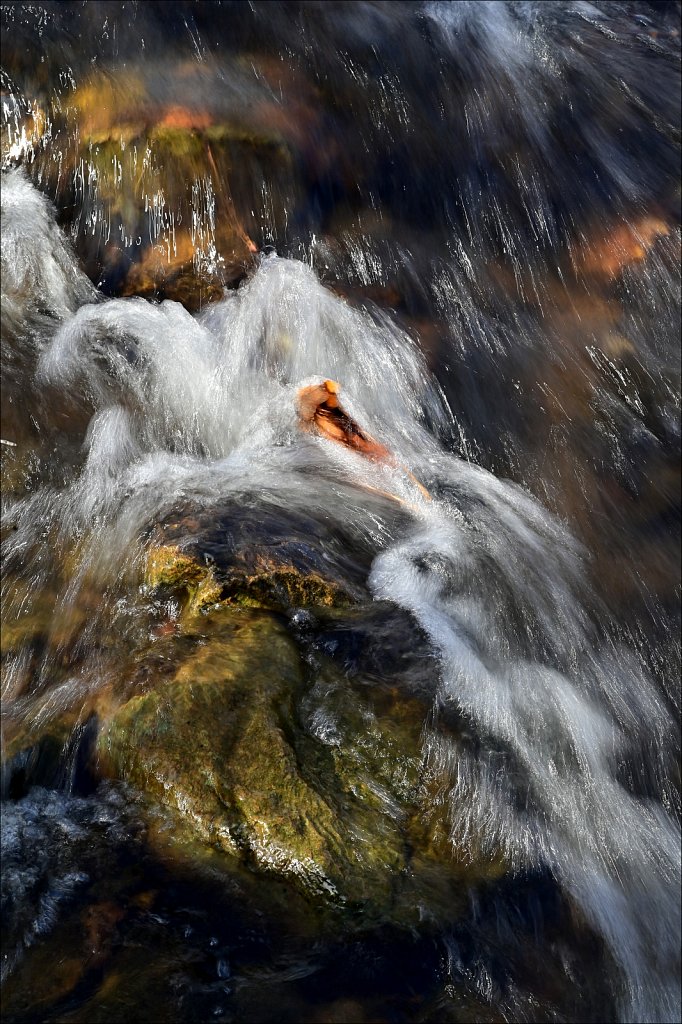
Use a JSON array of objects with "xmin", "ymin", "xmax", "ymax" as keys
[{"xmin": 1, "ymin": 3, "xmax": 680, "ymax": 1023}]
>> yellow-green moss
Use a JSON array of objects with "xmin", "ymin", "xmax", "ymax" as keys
[
  {"xmin": 145, "ymin": 543, "xmax": 354, "ymax": 615},
  {"xmin": 145, "ymin": 544, "xmax": 222, "ymax": 615}
]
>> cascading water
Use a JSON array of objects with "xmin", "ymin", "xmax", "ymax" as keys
[{"xmin": 1, "ymin": 3, "xmax": 680, "ymax": 1023}]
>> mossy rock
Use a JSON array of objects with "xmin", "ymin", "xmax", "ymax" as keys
[
  {"xmin": 145, "ymin": 541, "xmax": 353, "ymax": 616},
  {"xmin": 97, "ymin": 611, "xmax": 389, "ymax": 908},
  {"xmin": 96, "ymin": 608, "xmax": 505, "ymax": 923},
  {"xmin": 143, "ymin": 500, "xmax": 376, "ymax": 616}
]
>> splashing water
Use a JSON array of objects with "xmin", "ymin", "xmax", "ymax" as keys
[
  {"xmin": 2, "ymin": 163, "xmax": 680, "ymax": 1021},
  {"xmin": 370, "ymin": 510, "xmax": 680, "ymax": 1022},
  {"xmin": 2, "ymin": 0, "xmax": 681, "ymax": 1018}
]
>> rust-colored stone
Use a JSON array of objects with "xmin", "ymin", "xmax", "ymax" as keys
[
  {"xmin": 572, "ymin": 216, "xmax": 670, "ymax": 280},
  {"xmin": 297, "ymin": 379, "xmax": 393, "ymax": 461},
  {"xmin": 297, "ymin": 379, "xmax": 431, "ymax": 500}
]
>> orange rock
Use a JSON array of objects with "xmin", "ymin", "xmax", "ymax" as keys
[
  {"xmin": 73, "ymin": 74, "xmax": 148, "ymax": 139},
  {"xmin": 297, "ymin": 379, "xmax": 392, "ymax": 461},
  {"xmin": 159, "ymin": 105, "xmax": 214, "ymax": 131},
  {"xmin": 121, "ymin": 225, "xmax": 255, "ymax": 308},
  {"xmin": 297, "ymin": 380, "xmax": 430, "ymax": 501},
  {"xmin": 573, "ymin": 216, "xmax": 670, "ymax": 280}
]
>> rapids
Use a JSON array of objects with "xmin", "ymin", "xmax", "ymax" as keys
[{"xmin": 1, "ymin": 3, "xmax": 680, "ymax": 1023}]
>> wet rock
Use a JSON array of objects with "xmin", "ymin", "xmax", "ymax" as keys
[
  {"xmin": 2, "ymin": 63, "xmax": 306, "ymax": 308},
  {"xmin": 569, "ymin": 215, "xmax": 670, "ymax": 281},
  {"xmin": 0, "ymin": 441, "xmax": 34, "ymax": 508},
  {"xmin": 144, "ymin": 500, "xmax": 375, "ymax": 616},
  {"xmin": 0, "ymin": 583, "xmax": 88, "ymax": 660},
  {"xmin": 297, "ymin": 379, "xmax": 431, "ymax": 501},
  {"xmin": 145, "ymin": 542, "xmax": 225, "ymax": 616},
  {"xmin": 118, "ymin": 230, "xmax": 227, "ymax": 309},
  {"xmin": 0, "ymin": 568, "xmax": 136, "ymax": 796},
  {"xmin": 2, "ymin": 716, "xmax": 77, "ymax": 798},
  {"xmin": 0, "ymin": 98, "xmax": 49, "ymax": 168},
  {"xmin": 81, "ymin": 899, "xmax": 125, "ymax": 965},
  {"xmin": 64, "ymin": 110, "xmax": 261, "ymax": 308},
  {"xmin": 97, "ymin": 612, "xmax": 377, "ymax": 905},
  {"xmin": 146, "ymin": 539, "xmax": 354, "ymax": 615},
  {"xmin": 96, "ymin": 607, "xmax": 504, "ymax": 921}
]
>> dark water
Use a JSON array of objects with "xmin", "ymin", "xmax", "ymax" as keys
[{"xmin": 1, "ymin": 2, "xmax": 681, "ymax": 1022}]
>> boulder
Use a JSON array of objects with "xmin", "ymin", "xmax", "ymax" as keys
[
  {"xmin": 97, "ymin": 607, "xmax": 504, "ymax": 922},
  {"xmin": 2, "ymin": 498, "xmax": 503, "ymax": 925}
]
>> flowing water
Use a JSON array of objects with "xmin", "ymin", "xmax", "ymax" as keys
[{"xmin": 1, "ymin": 3, "xmax": 680, "ymax": 1023}]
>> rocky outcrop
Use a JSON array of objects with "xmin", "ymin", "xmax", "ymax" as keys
[{"xmin": 96, "ymin": 606, "xmax": 504, "ymax": 922}]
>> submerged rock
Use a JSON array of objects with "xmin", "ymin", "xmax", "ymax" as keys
[
  {"xmin": 2, "ymin": 489, "xmax": 502, "ymax": 922},
  {"xmin": 2, "ymin": 63, "xmax": 305, "ymax": 309}
]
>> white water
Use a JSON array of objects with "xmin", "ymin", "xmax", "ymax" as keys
[{"xmin": 2, "ymin": 169, "xmax": 680, "ymax": 1022}]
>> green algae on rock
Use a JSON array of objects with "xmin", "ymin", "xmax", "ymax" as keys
[
  {"xmin": 97, "ymin": 611, "xmax": 387, "ymax": 908},
  {"xmin": 96, "ymin": 608, "xmax": 504, "ymax": 922},
  {"xmin": 144, "ymin": 543, "xmax": 224, "ymax": 616}
]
